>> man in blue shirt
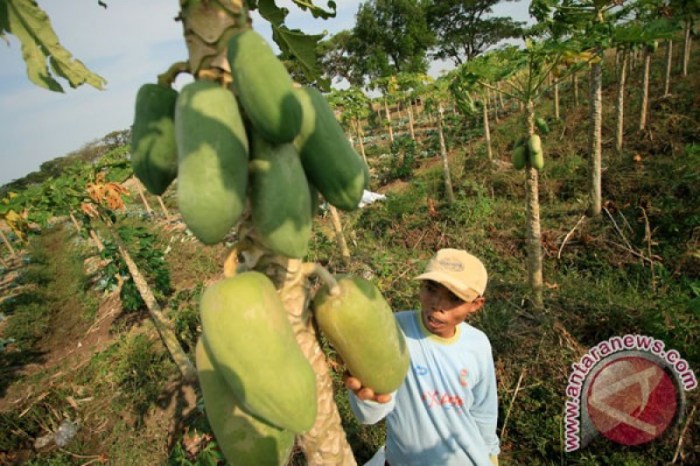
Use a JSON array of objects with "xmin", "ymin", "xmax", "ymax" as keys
[{"xmin": 346, "ymin": 248, "xmax": 500, "ymax": 466}]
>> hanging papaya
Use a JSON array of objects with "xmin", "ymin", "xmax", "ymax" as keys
[
  {"xmin": 200, "ymin": 272, "xmax": 317, "ymax": 433},
  {"xmin": 130, "ymin": 83, "xmax": 178, "ymax": 195},
  {"xmin": 196, "ymin": 339, "xmax": 295, "ymax": 466},
  {"xmin": 175, "ymin": 80, "xmax": 248, "ymax": 245},
  {"xmin": 249, "ymin": 132, "xmax": 312, "ymax": 258},
  {"xmin": 313, "ymin": 276, "xmax": 410, "ymax": 394},
  {"xmin": 528, "ymin": 134, "xmax": 544, "ymax": 170},
  {"xmin": 228, "ymin": 29, "xmax": 302, "ymax": 144},
  {"xmin": 294, "ymin": 86, "xmax": 368, "ymax": 211},
  {"xmin": 535, "ymin": 117, "xmax": 550, "ymax": 135},
  {"xmin": 512, "ymin": 145, "xmax": 527, "ymax": 170}
]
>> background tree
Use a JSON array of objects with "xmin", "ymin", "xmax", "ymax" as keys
[
  {"xmin": 349, "ymin": 0, "xmax": 434, "ymax": 83},
  {"xmin": 426, "ymin": 0, "xmax": 525, "ymax": 65}
]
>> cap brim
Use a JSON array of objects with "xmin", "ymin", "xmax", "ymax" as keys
[{"xmin": 415, "ymin": 271, "xmax": 479, "ymax": 303}]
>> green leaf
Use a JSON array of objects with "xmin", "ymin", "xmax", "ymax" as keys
[
  {"xmin": 257, "ymin": 0, "xmax": 288, "ymax": 27},
  {"xmin": 0, "ymin": 0, "xmax": 106, "ymax": 92},
  {"xmin": 272, "ymin": 25, "xmax": 328, "ymax": 88}
]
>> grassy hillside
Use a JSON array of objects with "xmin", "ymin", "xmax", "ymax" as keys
[{"xmin": 1, "ymin": 45, "xmax": 698, "ymax": 465}]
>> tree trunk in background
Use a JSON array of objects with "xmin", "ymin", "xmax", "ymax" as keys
[
  {"xmin": 156, "ymin": 196, "xmax": 171, "ymax": 220},
  {"xmin": 554, "ymin": 81, "xmax": 560, "ymax": 120},
  {"xmin": 384, "ymin": 98, "xmax": 394, "ymax": 144},
  {"xmin": 135, "ymin": 180, "xmax": 154, "ymax": 216},
  {"xmin": 664, "ymin": 39, "xmax": 673, "ymax": 97},
  {"xmin": 588, "ymin": 61, "xmax": 603, "ymax": 217},
  {"xmin": 114, "ymin": 232, "xmax": 196, "ymax": 381},
  {"xmin": 616, "ymin": 50, "xmax": 629, "ymax": 153},
  {"xmin": 354, "ymin": 119, "xmax": 367, "ymax": 164},
  {"xmin": 437, "ymin": 103, "xmax": 455, "ymax": 204},
  {"xmin": 482, "ymin": 97, "xmax": 493, "ymax": 161},
  {"xmin": 68, "ymin": 211, "xmax": 82, "ymax": 233},
  {"xmin": 525, "ymin": 101, "xmax": 543, "ymax": 309},
  {"xmin": 0, "ymin": 228, "xmax": 16, "ymax": 258},
  {"xmin": 407, "ymin": 104, "xmax": 416, "ymax": 141},
  {"xmin": 276, "ymin": 260, "xmax": 356, "ymax": 466},
  {"xmin": 328, "ymin": 205, "xmax": 350, "ymax": 261},
  {"xmin": 682, "ymin": 21, "xmax": 691, "ymax": 77},
  {"xmin": 572, "ymin": 72, "xmax": 580, "ymax": 107},
  {"xmin": 89, "ymin": 229, "xmax": 105, "ymax": 252},
  {"xmin": 639, "ymin": 49, "xmax": 652, "ymax": 131}
]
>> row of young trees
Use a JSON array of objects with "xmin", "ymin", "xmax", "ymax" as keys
[{"xmin": 321, "ymin": 0, "xmax": 694, "ymax": 308}]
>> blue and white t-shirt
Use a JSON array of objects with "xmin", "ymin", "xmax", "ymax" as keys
[{"xmin": 349, "ymin": 310, "xmax": 500, "ymax": 466}]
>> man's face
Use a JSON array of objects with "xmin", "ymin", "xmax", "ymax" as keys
[{"xmin": 419, "ymin": 280, "xmax": 483, "ymax": 338}]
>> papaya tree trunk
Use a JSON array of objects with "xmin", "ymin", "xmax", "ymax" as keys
[
  {"xmin": 384, "ymin": 98, "xmax": 394, "ymax": 144},
  {"xmin": 639, "ymin": 49, "xmax": 651, "ymax": 131},
  {"xmin": 178, "ymin": 2, "xmax": 356, "ymax": 462},
  {"xmin": 0, "ymin": 226, "xmax": 17, "ymax": 258},
  {"xmin": 572, "ymin": 72, "xmax": 579, "ymax": 108},
  {"xmin": 437, "ymin": 103, "xmax": 455, "ymax": 204},
  {"xmin": 554, "ymin": 81, "xmax": 560, "ymax": 120},
  {"xmin": 156, "ymin": 196, "xmax": 171, "ymax": 220},
  {"xmin": 276, "ymin": 260, "xmax": 357, "ymax": 466},
  {"xmin": 328, "ymin": 205, "xmax": 351, "ymax": 261},
  {"xmin": 588, "ymin": 60, "xmax": 603, "ymax": 217},
  {"xmin": 354, "ymin": 119, "xmax": 367, "ymax": 165},
  {"xmin": 525, "ymin": 101, "xmax": 543, "ymax": 309},
  {"xmin": 482, "ymin": 97, "xmax": 493, "ymax": 161},
  {"xmin": 664, "ymin": 39, "xmax": 673, "ymax": 97},
  {"xmin": 112, "ymin": 231, "xmax": 196, "ymax": 381},
  {"xmin": 616, "ymin": 50, "xmax": 629, "ymax": 153},
  {"xmin": 682, "ymin": 21, "xmax": 691, "ymax": 77}
]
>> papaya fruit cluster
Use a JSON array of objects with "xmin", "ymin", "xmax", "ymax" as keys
[
  {"xmin": 130, "ymin": 28, "xmax": 369, "ymax": 257},
  {"xmin": 512, "ymin": 132, "xmax": 545, "ymax": 171}
]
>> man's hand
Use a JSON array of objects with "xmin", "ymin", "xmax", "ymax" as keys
[{"xmin": 344, "ymin": 373, "xmax": 393, "ymax": 403}]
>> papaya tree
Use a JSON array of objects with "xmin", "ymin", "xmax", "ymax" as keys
[
  {"xmin": 464, "ymin": 38, "xmax": 586, "ymax": 308},
  {"xmin": 422, "ymin": 77, "xmax": 457, "ymax": 204},
  {"xmin": 328, "ymin": 86, "xmax": 372, "ymax": 164},
  {"xmin": 394, "ymin": 72, "xmax": 432, "ymax": 142},
  {"xmin": 532, "ymin": 0, "xmax": 620, "ymax": 217}
]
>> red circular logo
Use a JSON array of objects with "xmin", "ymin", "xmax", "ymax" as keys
[{"xmin": 586, "ymin": 355, "xmax": 679, "ymax": 446}]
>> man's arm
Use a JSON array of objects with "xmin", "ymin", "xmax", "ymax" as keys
[
  {"xmin": 348, "ymin": 388, "xmax": 396, "ymax": 424},
  {"xmin": 471, "ymin": 344, "xmax": 501, "ymax": 458}
]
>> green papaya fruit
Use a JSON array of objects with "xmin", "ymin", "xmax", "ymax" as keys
[
  {"xmin": 249, "ymin": 132, "xmax": 312, "ymax": 258},
  {"xmin": 175, "ymin": 80, "xmax": 248, "ymax": 245},
  {"xmin": 512, "ymin": 145, "xmax": 527, "ymax": 170},
  {"xmin": 196, "ymin": 339, "xmax": 295, "ymax": 466},
  {"xmin": 228, "ymin": 29, "xmax": 302, "ymax": 143},
  {"xmin": 200, "ymin": 272, "xmax": 317, "ymax": 433},
  {"xmin": 528, "ymin": 134, "xmax": 544, "ymax": 170},
  {"xmin": 294, "ymin": 87, "xmax": 368, "ymax": 211},
  {"xmin": 313, "ymin": 276, "xmax": 410, "ymax": 394},
  {"xmin": 535, "ymin": 117, "xmax": 550, "ymax": 135},
  {"xmin": 130, "ymin": 83, "xmax": 178, "ymax": 195}
]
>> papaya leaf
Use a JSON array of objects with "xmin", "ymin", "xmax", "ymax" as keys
[
  {"xmin": 0, "ymin": 0, "xmax": 106, "ymax": 92},
  {"xmin": 290, "ymin": 0, "xmax": 336, "ymax": 19},
  {"xmin": 257, "ymin": 0, "xmax": 288, "ymax": 27},
  {"xmin": 272, "ymin": 25, "xmax": 328, "ymax": 89}
]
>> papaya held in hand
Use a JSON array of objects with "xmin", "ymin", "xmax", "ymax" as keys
[{"xmin": 314, "ymin": 276, "xmax": 409, "ymax": 395}]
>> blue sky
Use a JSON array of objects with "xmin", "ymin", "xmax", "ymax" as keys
[{"xmin": 0, "ymin": 0, "xmax": 529, "ymax": 187}]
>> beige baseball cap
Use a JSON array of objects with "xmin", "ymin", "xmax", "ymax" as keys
[{"xmin": 415, "ymin": 248, "xmax": 488, "ymax": 302}]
